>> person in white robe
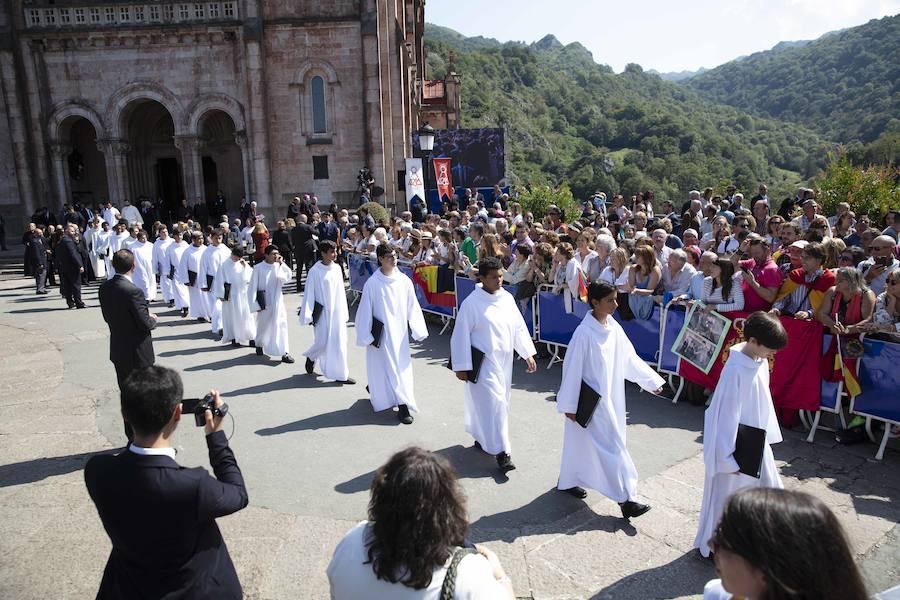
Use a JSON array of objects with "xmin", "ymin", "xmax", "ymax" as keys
[
  {"xmin": 166, "ymin": 230, "xmax": 190, "ymax": 316},
  {"xmin": 298, "ymin": 241, "xmax": 354, "ymax": 384},
  {"xmin": 694, "ymin": 311, "xmax": 787, "ymax": 558},
  {"xmin": 556, "ymin": 280, "xmax": 665, "ymax": 518},
  {"xmin": 248, "ymin": 245, "xmax": 294, "ymax": 363},
  {"xmin": 197, "ymin": 229, "xmax": 232, "ymax": 337},
  {"xmin": 152, "ymin": 226, "xmax": 175, "ymax": 307},
  {"xmin": 213, "ymin": 247, "xmax": 256, "ymax": 346},
  {"xmin": 95, "ymin": 222, "xmax": 113, "ymax": 280},
  {"xmin": 355, "ymin": 243, "xmax": 428, "ymax": 424},
  {"xmin": 85, "ymin": 219, "xmax": 107, "ymax": 279},
  {"xmin": 178, "ymin": 231, "xmax": 209, "ymax": 321},
  {"xmin": 130, "ymin": 231, "xmax": 157, "ymax": 302},
  {"xmin": 107, "ymin": 225, "xmax": 131, "ymax": 280},
  {"xmin": 451, "ymin": 256, "xmax": 537, "ymax": 471},
  {"xmin": 101, "ymin": 203, "xmax": 120, "ymax": 228},
  {"xmin": 120, "ymin": 200, "xmax": 143, "ymax": 227}
]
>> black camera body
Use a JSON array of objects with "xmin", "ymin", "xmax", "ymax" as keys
[{"xmin": 189, "ymin": 393, "xmax": 229, "ymax": 427}]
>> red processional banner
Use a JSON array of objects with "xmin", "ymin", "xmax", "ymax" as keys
[{"xmin": 433, "ymin": 157, "xmax": 453, "ymax": 201}]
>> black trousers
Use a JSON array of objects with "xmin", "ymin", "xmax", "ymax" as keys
[
  {"xmin": 114, "ymin": 361, "xmax": 135, "ymax": 442},
  {"xmin": 294, "ymin": 252, "xmax": 313, "ymax": 291},
  {"xmin": 60, "ymin": 271, "xmax": 82, "ymax": 307},
  {"xmin": 34, "ymin": 267, "xmax": 47, "ymax": 292}
]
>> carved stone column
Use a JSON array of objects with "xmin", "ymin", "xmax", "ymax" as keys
[
  {"xmin": 234, "ymin": 130, "xmax": 252, "ymax": 202},
  {"xmin": 97, "ymin": 139, "xmax": 131, "ymax": 206},
  {"xmin": 49, "ymin": 142, "xmax": 72, "ymax": 209},
  {"xmin": 174, "ymin": 135, "xmax": 204, "ymax": 203}
]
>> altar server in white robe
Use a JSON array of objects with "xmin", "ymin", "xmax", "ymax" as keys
[
  {"xmin": 249, "ymin": 245, "xmax": 295, "ymax": 363},
  {"xmin": 130, "ymin": 230, "xmax": 157, "ymax": 302},
  {"xmin": 178, "ymin": 231, "xmax": 209, "ymax": 321},
  {"xmin": 451, "ymin": 256, "xmax": 537, "ymax": 471},
  {"xmin": 152, "ymin": 226, "xmax": 174, "ymax": 307},
  {"xmin": 166, "ymin": 230, "xmax": 190, "ymax": 316},
  {"xmin": 107, "ymin": 224, "xmax": 131, "ymax": 280},
  {"xmin": 556, "ymin": 280, "xmax": 665, "ymax": 518},
  {"xmin": 94, "ymin": 221, "xmax": 112, "ymax": 280},
  {"xmin": 694, "ymin": 311, "xmax": 787, "ymax": 558},
  {"xmin": 355, "ymin": 243, "xmax": 428, "ymax": 424},
  {"xmin": 213, "ymin": 247, "xmax": 256, "ymax": 346},
  {"xmin": 299, "ymin": 241, "xmax": 355, "ymax": 384},
  {"xmin": 84, "ymin": 218, "xmax": 106, "ymax": 279},
  {"xmin": 197, "ymin": 229, "xmax": 231, "ymax": 337}
]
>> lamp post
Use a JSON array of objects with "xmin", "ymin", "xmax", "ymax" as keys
[{"xmin": 418, "ymin": 122, "xmax": 435, "ymax": 214}]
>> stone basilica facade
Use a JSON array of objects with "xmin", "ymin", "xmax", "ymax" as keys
[{"xmin": 0, "ymin": 0, "xmax": 457, "ymax": 228}]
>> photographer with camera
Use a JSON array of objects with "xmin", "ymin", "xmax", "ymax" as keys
[{"xmin": 84, "ymin": 366, "xmax": 247, "ymax": 600}]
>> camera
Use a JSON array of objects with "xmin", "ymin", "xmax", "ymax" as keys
[
  {"xmin": 357, "ymin": 167, "xmax": 374, "ymax": 187},
  {"xmin": 182, "ymin": 394, "xmax": 229, "ymax": 427}
]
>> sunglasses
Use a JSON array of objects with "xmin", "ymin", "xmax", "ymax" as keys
[{"xmin": 868, "ymin": 246, "xmax": 890, "ymax": 251}]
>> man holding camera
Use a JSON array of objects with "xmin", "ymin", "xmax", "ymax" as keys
[{"xmin": 85, "ymin": 366, "xmax": 247, "ymax": 599}]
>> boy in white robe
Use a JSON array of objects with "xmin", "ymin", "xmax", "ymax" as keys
[
  {"xmin": 85, "ymin": 219, "xmax": 106, "ymax": 279},
  {"xmin": 178, "ymin": 232, "xmax": 209, "ymax": 321},
  {"xmin": 94, "ymin": 221, "xmax": 112, "ymax": 280},
  {"xmin": 556, "ymin": 280, "xmax": 665, "ymax": 518},
  {"xmin": 166, "ymin": 230, "xmax": 190, "ymax": 317},
  {"xmin": 214, "ymin": 247, "xmax": 256, "ymax": 346},
  {"xmin": 451, "ymin": 256, "xmax": 537, "ymax": 471},
  {"xmin": 107, "ymin": 224, "xmax": 130, "ymax": 280},
  {"xmin": 130, "ymin": 230, "xmax": 157, "ymax": 302},
  {"xmin": 197, "ymin": 229, "xmax": 232, "ymax": 338},
  {"xmin": 152, "ymin": 226, "xmax": 174, "ymax": 307},
  {"xmin": 299, "ymin": 241, "xmax": 355, "ymax": 384},
  {"xmin": 694, "ymin": 311, "xmax": 787, "ymax": 558},
  {"xmin": 249, "ymin": 245, "xmax": 294, "ymax": 363},
  {"xmin": 355, "ymin": 243, "xmax": 428, "ymax": 424}
]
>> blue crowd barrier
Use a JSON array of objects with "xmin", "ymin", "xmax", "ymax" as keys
[
  {"xmin": 455, "ymin": 276, "xmax": 534, "ymax": 337},
  {"xmin": 348, "ymin": 254, "xmax": 374, "ymax": 293},
  {"xmin": 658, "ymin": 304, "xmax": 686, "ymax": 374},
  {"xmin": 819, "ymin": 334, "xmax": 842, "ymax": 412},
  {"xmin": 852, "ymin": 338, "xmax": 900, "ymax": 424}
]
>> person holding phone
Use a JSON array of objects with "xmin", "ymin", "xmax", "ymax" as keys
[
  {"xmin": 84, "ymin": 367, "xmax": 248, "ymax": 599},
  {"xmin": 248, "ymin": 245, "xmax": 294, "ymax": 363},
  {"xmin": 858, "ymin": 235, "xmax": 899, "ymax": 295}
]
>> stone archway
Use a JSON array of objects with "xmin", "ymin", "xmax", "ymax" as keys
[
  {"xmin": 120, "ymin": 99, "xmax": 183, "ymax": 217},
  {"xmin": 197, "ymin": 110, "xmax": 246, "ymax": 217},
  {"xmin": 53, "ymin": 115, "xmax": 109, "ymax": 208}
]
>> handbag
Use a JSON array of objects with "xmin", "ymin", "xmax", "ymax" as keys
[{"xmin": 440, "ymin": 547, "xmax": 476, "ymax": 600}]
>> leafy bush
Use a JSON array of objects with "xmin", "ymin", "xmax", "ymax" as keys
[
  {"xmin": 358, "ymin": 202, "xmax": 390, "ymax": 226},
  {"xmin": 815, "ymin": 153, "xmax": 898, "ymax": 221},
  {"xmin": 516, "ymin": 183, "xmax": 580, "ymax": 221}
]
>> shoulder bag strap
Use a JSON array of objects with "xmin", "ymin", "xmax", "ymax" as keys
[{"xmin": 440, "ymin": 547, "xmax": 476, "ymax": 600}]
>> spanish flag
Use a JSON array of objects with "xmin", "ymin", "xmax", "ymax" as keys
[
  {"xmin": 411, "ymin": 265, "xmax": 456, "ymax": 308},
  {"xmin": 577, "ymin": 269, "xmax": 589, "ymax": 304},
  {"xmin": 773, "ymin": 268, "xmax": 836, "ymax": 314},
  {"xmin": 821, "ymin": 335, "xmax": 862, "ymax": 398}
]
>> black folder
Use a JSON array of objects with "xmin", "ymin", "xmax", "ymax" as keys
[
  {"xmin": 575, "ymin": 381, "xmax": 602, "ymax": 428},
  {"xmin": 187, "ymin": 269, "xmax": 197, "ymax": 287},
  {"xmin": 734, "ymin": 424, "xmax": 767, "ymax": 479},
  {"xmin": 447, "ymin": 346, "xmax": 486, "ymax": 384},
  {"xmin": 311, "ymin": 301, "xmax": 324, "ymax": 326},
  {"xmin": 168, "ymin": 264, "xmax": 175, "ymax": 280},
  {"xmin": 205, "ymin": 274, "xmax": 214, "ymax": 290},
  {"xmin": 256, "ymin": 290, "xmax": 267, "ymax": 311},
  {"xmin": 221, "ymin": 282, "xmax": 231, "ymax": 302},
  {"xmin": 370, "ymin": 317, "xmax": 384, "ymax": 348}
]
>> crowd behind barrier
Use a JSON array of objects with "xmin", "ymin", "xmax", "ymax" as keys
[{"xmin": 347, "ymin": 254, "xmax": 898, "ymax": 460}]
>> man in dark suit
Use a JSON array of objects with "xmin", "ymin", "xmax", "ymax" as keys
[
  {"xmin": 57, "ymin": 223, "xmax": 86, "ymax": 308},
  {"xmin": 99, "ymin": 248, "xmax": 157, "ymax": 441},
  {"xmin": 84, "ymin": 366, "xmax": 247, "ymax": 600},
  {"xmin": 28, "ymin": 227, "xmax": 49, "ymax": 294},
  {"xmin": 289, "ymin": 213, "xmax": 318, "ymax": 291}
]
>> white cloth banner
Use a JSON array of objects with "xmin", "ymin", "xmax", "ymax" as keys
[{"xmin": 405, "ymin": 158, "xmax": 426, "ymax": 205}]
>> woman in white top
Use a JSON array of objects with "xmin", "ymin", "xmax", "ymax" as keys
[
  {"xmin": 698, "ymin": 258, "xmax": 744, "ymax": 313},
  {"xmin": 573, "ymin": 230, "xmax": 601, "ymax": 282},
  {"xmin": 550, "ymin": 242, "xmax": 584, "ymax": 297},
  {"xmin": 327, "ymin": 447, "xmax": 515, "ymax": 600},
  {"xmin": 600, "ymin": 246, "xmax": 631, "ymax": 292}
]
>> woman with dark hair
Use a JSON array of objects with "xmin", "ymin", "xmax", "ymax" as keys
[
  {"xmin": 327, "ymin": 447, "xmax": 515, "ymax": 599},
  {"xmin": 627, "ymin": 245, "xmax": 661, "ymax": 319},
  {"xmin": 703, "ymin": 488, "xmax": 867, "ymax": 600},
  {"xmin": 698, "ymin": 258, "xmax": 744, "ymax": 313}
]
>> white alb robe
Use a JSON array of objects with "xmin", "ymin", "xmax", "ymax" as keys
[
  {"xmin": 299, "ymin": 261, "xmax": 349, "ymax": 381},
  {"xmin": 451, "ymin": 286, "xmax": 536, "ymax": 455},
  {"xmin": 153, "ymin": 237, "xmax": 174, "ymax": 302},
  {"xmin": 355, "ymin": 269, "xmax": 428, "ymax": 412},
  {"xmin": 179, "ymin": 244, "xmax": 209, "ymax": 319},
  {"xmin": 198, "ymin": 244, "xmax": 231, "ymax": 332},
  {"xmin": 248, "ymin": 261, "xmax": 292, "ymax": 356},
  {"xmin": 166, "ymin": 241, "xmax": 190, "ymax": 309},
  {"xmin": 213, "ymin": 258, "xmax": 256, "ymax": 345},
  {"xmin": 130, "ymin": 241, "xmax": 157, "ymax": 301},
  {"xmin": 95, "ymin": 231, "xmax": 112, "ymax": 278},
  {"xmin": 107, "ymin": 231, "xmax": 131, "ymax": 279},
  {"xmin": 556, "ymin": 313, "xmax": 665, "ymax": 502},
  {"xmin": 121, "ymin": 204, "xmax": 143, "ymax": 226},
  {"xmin": 101, "ymin": 206, "xmax": 120, "ymax": 227},
  {"xmin": 694, "ymin": 343, "xmax": 783, "ymax": 557},
  {"xmin": 84, "ymin": 226, "xmax": 106, "ymax": 278}
]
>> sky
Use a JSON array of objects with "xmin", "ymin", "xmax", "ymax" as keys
[{"xmin": 426, "ymin": 0, "xmax": 900, "ymax": 73}]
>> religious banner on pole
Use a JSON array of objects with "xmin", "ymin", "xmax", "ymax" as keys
[
  {"xmin": 433, "ymin": 157, "xmax": 453, "ymax": 201},
  {"xmin": 404, "ymin": 158, "xmax": 425, "ymax": 205}
]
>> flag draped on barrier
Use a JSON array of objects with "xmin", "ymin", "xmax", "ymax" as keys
[{"xmin": 411, "ymin": 265, "xmax": 456, "ymax": 308}]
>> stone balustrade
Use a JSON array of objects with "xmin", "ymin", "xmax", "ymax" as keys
[{"xmin": 23, "ymin": 1, "xmax": 239, "ymax": 29}]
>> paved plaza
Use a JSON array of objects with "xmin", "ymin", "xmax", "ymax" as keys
[{"xmin": 0, "ymin": 251, "xmax": 898, "ymax": 600}]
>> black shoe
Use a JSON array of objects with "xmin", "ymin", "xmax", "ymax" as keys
[
  {"xmin": 397, "ymin": 404, "xmax": 413, "ymax": 425},
  {"xmin": 496, "ymin": 452, "xmax": 516, "ymax": 471},
  {"xmin": 835, "ymin": 426, "xmax": 868, "ymax": 445},
  {"xmin": 181, "ymin": 308, "xmax": 189, "ymax": 317},
  {"xmin": 366, "ymin": 385, "xmax": 369, "ymax": 393},
  {"xmin": 559, "ymin": 486, "xmax": 588, "ymax": 499},
  {"xmin": 168, "ymin": 300, "xmax": 175, "ymax": 308},
  {"xmin": 196, "ymin": 317, "xmax": 206, "ymax": 323},
  {"xmin": 338, "ymin": 378, "xmax": 356, "ymax": 385},
  {"xmin": 473, "ymin": 440, "xmax": 483, "ymax": 452},
  {"xmin": 249, "ymin": 340, "xmax": 256, "ymax": 347},
  {"xmin": 282, "ymin": 354, "xmax": 295, "ymax": 364},
  {"xmin": 256, "ymin": 347, "xmax": 264, "ymax": 356},
  {"xmin": 305, "ymin": 357, "xmax": 315, "ymax": 374},
  {"xmin": 620, "ymin": 500, "xmax": 651, "ymax": 519},
  {"xmin": 36, "ymin": 290, "xmax": 48, "ymax": 295},
  {"xmin": 75, "ymin": 303, "xmax": 86, "ymax": 309},
  {"xmin": 217, "ymin": 329, "xmax": 223, "ymax": 337},
  {"xmin": 67, "ymin": 303, "xmax": 75, "ymax": 309},
  {"xmin": 231, "ymin": 340, "xmax": 240, "ymax": 347}
]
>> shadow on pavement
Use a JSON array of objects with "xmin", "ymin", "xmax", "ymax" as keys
[
  {"xmin": 153, "ymin": 330, "xmax": 218, "ymax": 342},
  {"xmin": 226, "ymin": 373, "xmax": 344, "ymax": 397},
  {"xmin": 0, "ymin": 449, "xmax": 117, "ymax": 487},
  {"xmin": 589, "ymin": 550, "xmax": 713, "ymax": 600},
  {"xmin": 158, "ymin": 344, "xmax": 234, "ymax": 357},
  {"xmin": 256, "ymin": 398, "xmax": 396, "ymax": 438},
  {"xmin": 184, "ymin": 353, "xmax": 280, "ymax": 371}
]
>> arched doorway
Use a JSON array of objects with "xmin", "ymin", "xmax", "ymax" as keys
[
  {"xmin": 121, "ymin": 99, "xmax": 183, "ymax": 217},
  {"xmin": 58, "ymin": 116, "xmax": 109, "ymax": 207},
  {"xmin": 198, "ymin": 110, "xmax": 245, "ymax": 214}
]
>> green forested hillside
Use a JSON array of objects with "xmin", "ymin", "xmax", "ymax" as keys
[
  {"xmin": 685, "ymin": 15, "xmax": 900, "ymax": 144},
  {"xmin": 424, "ymin": 25, "xmax": 831, "ymax": 200}
]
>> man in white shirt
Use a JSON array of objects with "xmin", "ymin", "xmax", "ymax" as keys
[
  {"xmin": 659, "ymin": 249, "xmax": 695, "ymax": 298},
  {"xmin": 121, "ymin": 199, "xmax": 143, "ymax": 227},
  {"xmin": 650, "ymin": 228, "xmax": 672, "ymax": 265}
]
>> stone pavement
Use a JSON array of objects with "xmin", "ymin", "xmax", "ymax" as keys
[{"xmin": 0, "ymin": 251, "xmax": 898, "ymax": 599}]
